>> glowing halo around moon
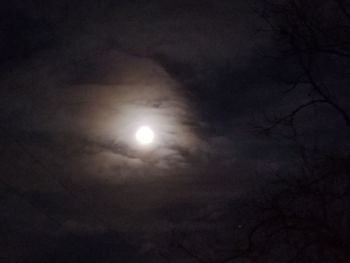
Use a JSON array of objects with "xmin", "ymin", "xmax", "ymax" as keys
[{"xmin": 135, "ymin": 126, "xmax": 155, "ymax": 145}]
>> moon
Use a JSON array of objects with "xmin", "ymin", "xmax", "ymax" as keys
[{"xmin": 135, "ymin": 126, "xmax": 155, "ymax": 145}]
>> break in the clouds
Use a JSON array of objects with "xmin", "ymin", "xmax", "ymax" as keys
[
  {"xmin": 1, "ymin": 51, "xmax": 210, "ymax": 176},
  {"xmin": 54, "ymin": 55, "xmax": 206, "ymax": 171}
]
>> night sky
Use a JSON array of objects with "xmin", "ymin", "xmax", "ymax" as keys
[{"xmin": 1, "ymin": 1, "xmax": 350, "ymax": 262}]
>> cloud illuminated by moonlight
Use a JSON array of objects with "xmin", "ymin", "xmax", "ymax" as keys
[{"xmin": 52, "ymin": 56, "xmax": 204, "ymax": 175}]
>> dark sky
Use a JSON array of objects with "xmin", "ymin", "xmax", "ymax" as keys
[{"xmin": 1, "ymin": 1, "xmax": 350, "ymax": 262}]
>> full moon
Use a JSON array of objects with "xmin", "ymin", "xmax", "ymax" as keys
[{"xmin": 135, "ymin": 126, "xmax": 155, "ymax": 145}]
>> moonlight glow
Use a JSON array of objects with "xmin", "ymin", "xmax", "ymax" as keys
[{"xmin": 135, "ymin": 126, "xmax": 155, "ymax": 145}]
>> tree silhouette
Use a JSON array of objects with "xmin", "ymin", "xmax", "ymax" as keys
[{"xmin": 170, "ymin": 1, "xmax": 350, "ymax": 262}]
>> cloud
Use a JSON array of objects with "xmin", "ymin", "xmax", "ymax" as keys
[{"xmin": 0, "ymin": 1, "xmax": 276, "ymax": 262}]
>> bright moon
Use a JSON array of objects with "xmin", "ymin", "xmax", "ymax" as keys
[{"xmin": 135, "ymin": 126, "xmax": 155, "ymax": 145}]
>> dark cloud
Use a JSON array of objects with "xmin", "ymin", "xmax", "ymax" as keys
[
  {"xmin": 2, "ymin": 0, "xmax": 348, "ymax": 262},
  {"xmin": 0, "ymin": 0, "xmax": 270, "ymax": 259}
]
